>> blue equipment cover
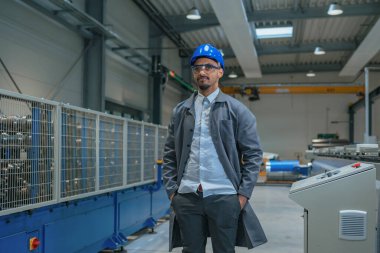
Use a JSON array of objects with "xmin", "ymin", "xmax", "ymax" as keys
[{"xmin": 266, "ymin": 160, "xmax": 300, "ymax": 172}]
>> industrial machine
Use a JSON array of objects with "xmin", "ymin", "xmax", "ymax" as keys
[
  {"xmin": 289, "ymin": 145, "xmax": 380, "ymax": 253},
  {"xmin": 309, "ymin": 137, "xmax": 349, "ymax": 149},
  {"xmin": 0, "ymin": 89, "xmax": 170, "ymax": 253},
  {"xmin": 265, "ymin": 160, "xmax": 310, "ymax": 181}
]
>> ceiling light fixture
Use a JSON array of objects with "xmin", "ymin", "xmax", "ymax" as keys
[
  {"xmin": 327, "ymin": 3, "xmax": 343, "ymax": 16},
  {"xmin": 314, "ymin": 46, "xmax": 326, "ymax": 55},
  {"xmin": 255, "ymin": 26, "xmax": 293, "ymax": 39},
  {"xmin": 306, "ymin": 70, "xmax": 316, "ymax": 77},
  {"xmin": 228, "ymin": 71, "xmax": 238, "ymax": 79},
  {"xmin": 186, "ymin": 7, "xmax": 201, "ymax": 20}
]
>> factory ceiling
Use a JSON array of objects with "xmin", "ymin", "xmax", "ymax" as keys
[
  {"xmin": 21, "ymin": 0, "xmax": 380, "ymax": 87},
  {"xmin": 135, "ymin": 0, "xmax": 380, "ymax": 85}
]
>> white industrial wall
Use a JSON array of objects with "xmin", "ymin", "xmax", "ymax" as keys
[
  {"xmin": 161, "ymin": 37, "xmax": 185, "ymax": 126},
  {"xmin": 0, "ymin": 0, "xmax": 84, "ymax": 106},
  {"xmin": 161, "ymin": 37, "xmax": 182, "ymax": 74},
  {"xmin": 105, "ymin": 53, "xmax": 149, "ymax": 111},
  {"xmin": 241, "ymin": 94, "xmax": 359, "ymax": 160},
  {"xmin": 0, "ymin": 0, "xmax": 184, "ymax": 119},
  {"xmin": 104, "ymin": 0, "xmax": 185, "ymax": 119},
  {"xmin": 161, "ymin": 82, "xmax": 184, "ymax": 126},
  {"xmin": 105, "ymin": 0, "xmax": 150, "ymax": 112}
]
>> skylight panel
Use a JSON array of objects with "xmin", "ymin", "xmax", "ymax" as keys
[{"xmin": 255, "ymin": 26, "xmax": 293, "ymax": 39}]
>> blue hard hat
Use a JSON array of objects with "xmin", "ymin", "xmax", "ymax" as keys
[{"xmin": 190, "ymin": 44, "xmax": 224, "ymax": 70}]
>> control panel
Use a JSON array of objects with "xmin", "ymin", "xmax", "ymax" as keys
[{"xmin": 290, "ymin": 162, "xmax": 375, "ymax": 193}]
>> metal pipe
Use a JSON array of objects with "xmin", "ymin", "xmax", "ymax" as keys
[
  {"xmin": 167, "ymin": 70, "xmax": 195, "ymax": 92},
  {"xmin": 0, "ymin": 58, "xmax": 22, "ymax": 94}
]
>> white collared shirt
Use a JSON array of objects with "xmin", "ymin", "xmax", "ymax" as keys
[{"xmin": 178, "ymin": 88, "xmax": 236, "ymax": 197}]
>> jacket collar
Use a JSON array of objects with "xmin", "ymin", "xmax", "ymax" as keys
[
  {"xmin": 183, "ymin": 88, "xmax": 229, "ymax": 109},
  {"xmin": 215, "ymin": 89, "xmax": 229, "ymax": 102},
  {"xmin": 183, "ymin": 92, "xmax": 197, "ymax": 109}
]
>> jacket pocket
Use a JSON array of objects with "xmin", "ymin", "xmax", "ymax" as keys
[{"xmin": 219, "ymin": 119, "xmax": 235, "ymax": 143}]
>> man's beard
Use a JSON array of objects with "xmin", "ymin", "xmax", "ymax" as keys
[
  {"xmin": 197, "ymin": 76, "xmax": 211, "ymax": 91},
  {"xmin": 198, "ymin": 83, "xmax": 211, "ymax": 90}
]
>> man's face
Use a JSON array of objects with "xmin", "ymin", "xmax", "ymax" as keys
[{"xmin": 192, "ymin": 58, "xmax": 224, "ymax": 93}]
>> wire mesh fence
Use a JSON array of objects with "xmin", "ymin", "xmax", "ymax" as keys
[
  {"xmin": 126, "ymin": 121, "xmax": 142, "ymax": 184},
  {"xmin": 99, "ymin": 116, "xmax": 123, "ymax": 190},
  {"xmin": 157, "ymin": 127, "xmax": 167, "ymax": 161},
  {"xmin": 0, "ymin": 89, "xmax": 167, "ymax": 216},
  {"xmin": 61, "ymin": 108, "xmax": 96, "ymax": 198},
  {"xmin": 0, "ymin": 93, "xmax": 56, "ymax": 212},
  {"xmin": 143, "ymin": 125, "xmax": 156, "ymax": 181}
]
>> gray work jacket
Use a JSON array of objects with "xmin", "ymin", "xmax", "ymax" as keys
[{"xmin": 163, "ymin": 91, "xmax": 267, "ymax": 251}]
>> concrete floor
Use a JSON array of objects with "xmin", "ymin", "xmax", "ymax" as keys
[{"xmin": 125, "ymin": 185, "xmax": 304, "ymax": 253}]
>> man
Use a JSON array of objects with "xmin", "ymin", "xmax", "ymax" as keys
[{"xmin": 163, "ymin": 43, "xmax": 267, "ymax": 253}]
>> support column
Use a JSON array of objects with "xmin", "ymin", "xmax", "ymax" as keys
[
  {"xmin": 151, "ymin": 55, "xmax": 162, "ymax": 124},
  {"xmin": 149, "ymin": 22, "xmax": 163, "ymax": 124},
  {"xmin": 348, "ymin": 107, "xmax": 354, "ymax": 144},
  {"xmin": 83, "ymin": 0, "xmax": 105, "ymax": 112},
  {"xmin": 369, "ymin": 99, "xmax": 372, "ymax": 136},
  {"xmin": 364, "ymin": 67, "xmax": 370, "ymax": 142}
]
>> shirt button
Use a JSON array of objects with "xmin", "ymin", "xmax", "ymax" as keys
[
  {"xmin": 187, "ymin": 144, "xmax": 191, "ymax": 147},
  {"xmin": 190, "ymin": 129, "xmax": 193, "ymax": 132}
]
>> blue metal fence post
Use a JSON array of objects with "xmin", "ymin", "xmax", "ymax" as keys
[
  {"xmin": 31, "ymin": 106, "xmax": 41, "ymax": 203},
  {"xmin": 143, "ymin": 160, "xmax": 163, "ymax": 230},
  {"xmin": 81, "ymin": 116, "xmax": 87, "ymax": 193},
  {"xmin": 99, "ymin": 120, "xmax": 104, "ymax": 189},
  {"xmin": 71, "ymin": 114, "xmax": 77, "ymax": 194},
  {"xmin": 114, "ymin": 122, "xmax": 120, "ymax": 186},
  {"xmin": 47, "ymin": 109, "xmax": 53, "ymax": 199},
  {"xmin": 61, "ymin": 112, "xmax": 67, "ymax": 197}
]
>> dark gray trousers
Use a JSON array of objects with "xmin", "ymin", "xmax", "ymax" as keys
[{"xmin": 172, "ymin": 193, "xmax": 241, "ymax": 253}]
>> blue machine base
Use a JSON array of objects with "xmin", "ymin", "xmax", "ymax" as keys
[{"xmin": 0, "ymin": 185, "xmax": 170, "ymax": 253}]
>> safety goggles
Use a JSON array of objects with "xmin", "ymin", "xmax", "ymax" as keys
[{"xmin": 191, "ymin": 64, "xmax": 221, "ymax": 73}]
